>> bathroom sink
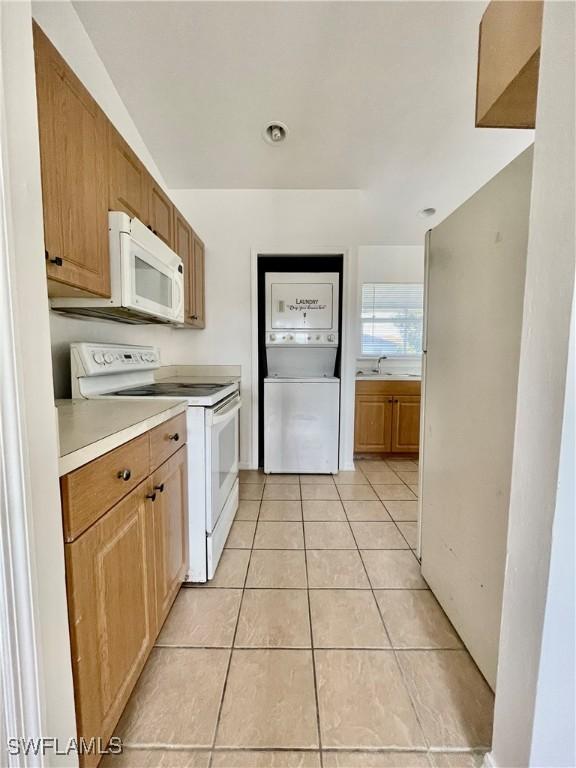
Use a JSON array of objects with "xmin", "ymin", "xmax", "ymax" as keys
[{"xmin": 356, "ymin": 371, "xmax": 421, "ymax": 381}]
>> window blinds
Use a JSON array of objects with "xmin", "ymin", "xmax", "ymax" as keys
[{"xmin": 361, "ymin": 283, "xmax": 424, "ymax": 356}]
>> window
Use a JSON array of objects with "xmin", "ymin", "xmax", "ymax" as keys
[{"xmin": 360, "ymin": 283, "xmax": 423, "ymax": 357}]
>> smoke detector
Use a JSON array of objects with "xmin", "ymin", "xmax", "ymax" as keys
[{"xmin": 263, "ymin": 121, "xmax": 288, "ymax": 145}]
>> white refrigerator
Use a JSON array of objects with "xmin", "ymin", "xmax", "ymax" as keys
[{"xmin": 419, "ymin": 146, "xmax": 533, "ymax": 688}]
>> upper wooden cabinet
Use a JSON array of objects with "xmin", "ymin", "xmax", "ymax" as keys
[
  {"xmin": 34, "ymin": 22, "xmax": 206, "ymax": 321},
  {"xmin": 476, "ymin": 0, "xmax": 543, "ymax": 128},
  {"xmin": 148, "ymin": 178, "xmax": 175, "ymax": 248},
  {"xmin": 33, "ymin": 23, "xmax": 110, "ymax": 297},
  {"xmin": 174, "ymin": 209, "xmax": 206, "ymax": 328},
  {"xmin": 108, "ymin": 125, "xmax": 149, "ymax": 222}
]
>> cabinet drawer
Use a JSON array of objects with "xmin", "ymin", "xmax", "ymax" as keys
[
  {"xmin": 149, "ymin": 412, "xmax": 187, "ymax": 472},
  {"xmin": 61, "ymin": 434, "xmax": 150, "ymax": 542}
]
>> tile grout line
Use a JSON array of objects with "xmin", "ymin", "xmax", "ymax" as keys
[
  {"xmin": 357, "ymin": 463, "xmax": 434, "ymax": 755},
  {"xmin": 207, "ymin": 493, "xmax": 263, "ymax": 767},
  {"xmin": 301, "ymin": 475, "xmax": 325, "ymax": 768},
  {"xmin": 345, "ymin": 502, "xmax": 433, "ymax": 755}
]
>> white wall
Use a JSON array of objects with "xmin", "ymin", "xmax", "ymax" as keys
[
  {"xmin": 357, "ymin": 245, "xmax": 424, "ymax": 285},
  {"xmin": 489, "ymin": 2, "xmax": 575, "ymax": 766},
  {"xmin": 169, "ymin": 189, "xmax": 385, "ymax": 467},
  {"xmin": 1, "ymin": 3, "xmax": 77, "ymax": 762}
]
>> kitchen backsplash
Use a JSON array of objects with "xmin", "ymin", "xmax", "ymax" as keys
[{"xmin": 356, "ymin": 356, "xmax": 422, "ymax": 376}]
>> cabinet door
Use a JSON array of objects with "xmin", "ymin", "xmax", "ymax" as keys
[
  {"xmin": 150, "ymin": 447, "xmax": 188, "ymax": 627},
  {"xmin": 148, "ymin": 178, "xmax": 174, "ymax": 247},
  {"xmin": 354, "ymin": 394, "xmax": 393, "ymax": 452},
  {"xmin": 65, "ymin": 482, "xmax": 155, "ymax": 767},
  {"xmin": 191, "ymin": 234, "xmax": 206, "ymax": 328},
  {"xmin": 174, "ymin": 209, "xmax": 195, "ymax": 323},
  {"xmin": 391, "ymin": 395, "xmax": 421, "ymax": 452},
  {"xmin": 108, "ymin": 125, "xmax": 149, "ymax": 222},
  {"xmin": 33, "ymin": 23, "xmax": 110, "ymax": 298}
]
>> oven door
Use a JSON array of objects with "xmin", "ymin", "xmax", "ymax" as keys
[
  {"xmin": 120, "ymin": 231, "xmax": 184, "ymax": 322},
  {"xmin": 205, "ymin": 392, "xmax": 241, "ymax": 533}
]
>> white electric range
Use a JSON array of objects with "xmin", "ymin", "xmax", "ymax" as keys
[{"xmin": 70, "ymin": 342, "xmax": 241, "ymax": 582}]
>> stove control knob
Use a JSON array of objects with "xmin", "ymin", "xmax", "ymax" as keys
[
  {"xmin": 104, "ymin": 352, "xmax": 114, "ymax": 364},
  {"xmin": 316, "ymin": 335, "xmax": 321, "ymax": 341},
  {"xmin": 327, "ymin": 334, "xmax": 335, "ymax": 343},
  {"xmin": 269, "ymin": 334, "xmax": 276, "ymax": 342},
  {"xmin": 93, "ymin": 352, "xmax": 105, "ymax": 365},
  {"xmin": 287, "ymin": 334, "xmax": 293, "ymax": 341}
]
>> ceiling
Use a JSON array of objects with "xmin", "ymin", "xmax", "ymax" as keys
[{"xmin": 73, "ymin": 0, "xmax": 532, "ymax": 197}]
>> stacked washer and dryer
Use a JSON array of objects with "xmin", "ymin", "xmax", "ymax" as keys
[{"xmin": 264, "ymin": 272, "xmax": 340, "ymax": 474}]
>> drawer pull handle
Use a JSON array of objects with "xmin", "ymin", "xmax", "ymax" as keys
[
  {"xmin": 169, "ymin": 432, "xmax": 180, "ymax": 442},
  {"xmin": 154, "ymin": 483, "xmax": 165, "ymax": 493},
  {"xmin": 117, "ymin": 469, "xmax": 132, "ymax": 481},
  {"xmin": 146, "ymin": 492, "xmax": 157, "ymax": 502}
]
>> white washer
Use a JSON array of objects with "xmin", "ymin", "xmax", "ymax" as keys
[{"xmin": 264, "ymin": 376, "xmax": 340, "ymax": 474}]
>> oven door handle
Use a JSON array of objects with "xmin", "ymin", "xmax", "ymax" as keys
[{"xmin": 211, "ymin": 395, "xmax": 241, "ymax": 426}]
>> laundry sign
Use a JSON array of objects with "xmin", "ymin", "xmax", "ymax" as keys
[{"xmin": 271, "ymin": 282, "xmax": 334, "ymax": 329}]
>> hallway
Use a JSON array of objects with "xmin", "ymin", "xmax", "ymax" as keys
[{"xmin": 104, "ymin": 459, "xmax": 494, "ymax": 767}]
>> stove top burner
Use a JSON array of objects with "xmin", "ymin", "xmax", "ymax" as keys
[{"xmin": 109, "ymin": 382, "xmax": 228, "ymax": 398}]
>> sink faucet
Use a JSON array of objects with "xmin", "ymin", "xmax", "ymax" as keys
[{"xmin": 377, "ymin": 355, "xmax": 387, "ymax": 373}]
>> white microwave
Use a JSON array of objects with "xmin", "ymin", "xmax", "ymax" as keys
[{"xmin": 51, "ymin": 212, "xmax": 184, "ymax": 324}]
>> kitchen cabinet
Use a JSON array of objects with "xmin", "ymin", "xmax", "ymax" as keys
[
  {"xmin": 150, "ymin": 447, "xmax": 188, "ymax": 626},
  {"xmin": 354, "ymin": 395, "xmax": 393, "ymax": 452},
  {"xmin": 476, "ymin": 0, "xmax": 543, "ymax": 128},
  {"xmin": 34, "ymin": 21, "xmax": 208, "ymax": 324},
  {"xmin": 148, "ymin": 177, "xmax": 175, "ymax": 247},
  {"xmin": 65, "ymin": 481, "xmax": 156, "ymax": 768},
  {"xmin": 354, "ymin": 380, "xmax": 421, "ymax": 455},
  {"xmin": 108, "ymin": 125, "xmax": 150, "ymax": 222},
  {"xmin": 61, "ymin": 422, "xmax": 188, "ymax": 767},
  {"xmin": 33, "ymin": 23, "xmax": 110, "ymax": 298},
  {"xmin": 391, "ymin": 395, "xmax": 421, "ymax": 452},
  {"xmin": 174, "ymin": 209, "xmax": 206, "ymax": 328}
]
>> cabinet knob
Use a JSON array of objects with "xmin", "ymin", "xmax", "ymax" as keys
[
  {"xmin": 45, "ymin": 250, "xmax": 63, "ymax": 266},
  {"xmin": 169, "ymin": 432, "xmax": 180, "ymax": 442},
  {"xmin": 191, "ymin": 315, "xmax": 198, "ymax": 320},
  {"xmin": 146, "ymin": 492, "xmax": 157, "ymax": 501},
  {"xmin": 154, "ymin": 483, "xmax": 165, "ymax": 493},
  {"xmin": 388, "ymin": 399, "xmax": 393, "ymax": 403},
  {"xmin": 117, "ymin": 469, "xmax": 131, "ymax": 481}
]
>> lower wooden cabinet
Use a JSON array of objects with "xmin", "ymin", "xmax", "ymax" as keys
[
  {"xmin": 391, "ymin": 395, "xmax": 421, "ymax": 452},
  {"xmin": 62, "ymin": 428, "xmax": 188, "ymax": 767},
  {"xmin": 354, "ymin": 380, "xmax": 421, "ymax": 454},
  {"xmin": 150, "ymin": 447, "xmax": 188, "ymax": 627},
  {"xmin": 65, "ymin": 482, "xmax": 156, "ymax": 768}
]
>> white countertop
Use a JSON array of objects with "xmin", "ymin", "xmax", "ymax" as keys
[
  {"xmin": 56, "ymin": 398, "xmax": 188, "ymax": 476},
  {"xmin": 356, "ymin": 373, "xmax": 421, "ymax": 381}
]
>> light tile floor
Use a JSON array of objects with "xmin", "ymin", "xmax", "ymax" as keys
[{"xmin": 105, "ymin": 457, "xmax": 493, "ymax": 768}]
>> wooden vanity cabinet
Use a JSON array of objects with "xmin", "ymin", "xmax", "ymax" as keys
[
  {"xmin": 354, "ymin": 380, "xmax": 421, "ymax": 454},
  {"xmin": 33, "ymin": 23, "xmax": 110, "ymax": 298},
  {"xmin": 61, "ymin": 422, "xmax": 188, "ymax": 767}
]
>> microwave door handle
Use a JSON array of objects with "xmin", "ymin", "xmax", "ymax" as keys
[
  {"xmin": 174, "ymin": 276, "xmax": 183, "ymax": 319},
  {"xmin": 211, "ymin": 397, "xmax": 241, "ymax": 426}
]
